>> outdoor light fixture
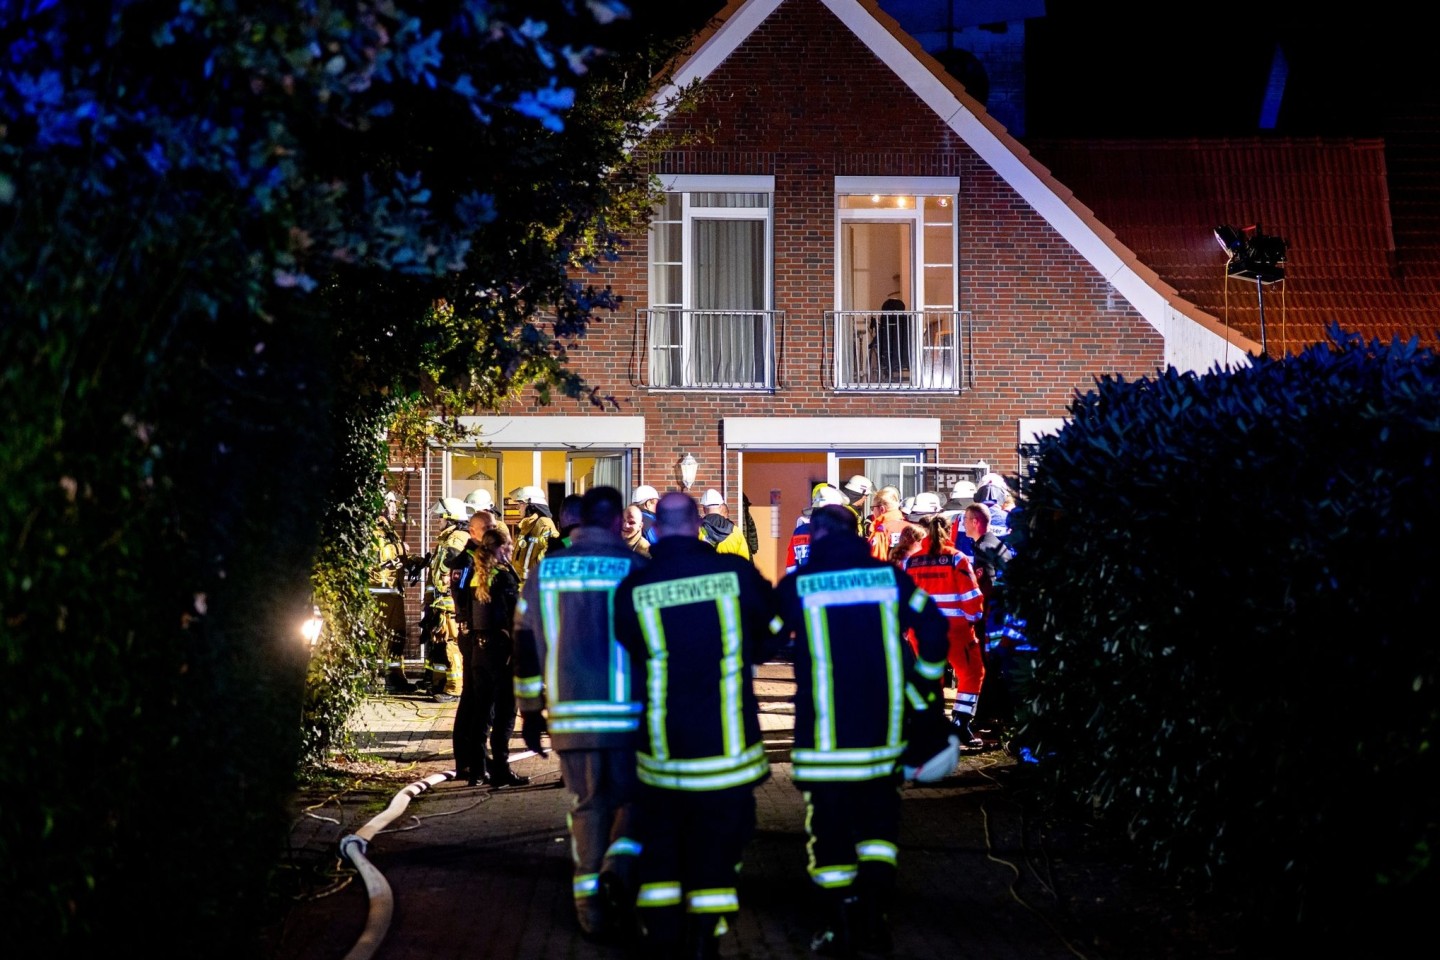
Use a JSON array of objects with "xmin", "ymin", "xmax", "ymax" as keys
[
  {"xmin": 1213, "ymin": 223, "xmax": 1287, "ymax": 283},
  {"xmin": 679, "ymin": 453, "xmax": 698, "ymax": 489},
  {"xmin": 301, "ymin": 605, "xmax": 324, "ymax": 648},
  {"xmin": 1214, "ymin": 223, "xmax": 1289, "ymax": 353}
]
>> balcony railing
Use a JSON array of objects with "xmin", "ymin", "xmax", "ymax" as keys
[
  {"xmin": 636, "ymin": 308, "xmax": 781, "ymax": 390},
  {"xmin": 827, "ymin": 309, "xmax": 971, "ymax": 391}
]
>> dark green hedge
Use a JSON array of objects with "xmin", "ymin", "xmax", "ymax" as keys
[{"xmin": 1009, "ymin": 328, "xmax": 1440, "ymax": 943}]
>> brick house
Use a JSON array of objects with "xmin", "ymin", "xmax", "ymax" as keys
[{"xmin": 402, "ymin": 0, "xmax": 1429, "ymax": 592}]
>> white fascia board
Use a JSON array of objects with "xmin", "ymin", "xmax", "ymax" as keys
[
  {"xmin": 824, "ymin": 0, "xmax": 1166, "ymax": 339},
  {"xmin": 1162, "ymin": 304, "xmax": 1255, "ymax": 374},
  {"xmin": 446, "ymin": 416, "xmax": 647, "ymax": 448},
  {"xmin": 660, "ymin": 174, "xmax": 776, "ymax": 192},
  {"xmin": 724, "ymin": 417, "xmax": 941, "ymax": 449}
]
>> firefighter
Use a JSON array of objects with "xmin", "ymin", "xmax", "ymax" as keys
[
  {"xmin": 772, "ymin": 504, "xmax": 950, "ymax": 957},
  {"xmin": 373, "ymin": 490, "xmax": 417, "ymax": 693},
  {"xmin": 513, "ymin": 486, "xmax": 649, "ymax": 942},
  {"xmin": 510, "ymin": 485, "xmax": 559, "ymax": 587},
  {"xmin": 612, "ymin": 492, "xmax": 777, "ymax": 959},
  {"xmin": 901, "ymin": 503, "xmax": 988, "ymax": 749},
  {"xmin": 422, "ymin": 496, "xmax": 471, "ymax": 701}
]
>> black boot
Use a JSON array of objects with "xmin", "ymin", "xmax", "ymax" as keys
[
  {"xmin": 683, "ymin": 915, "xmax": 722, "ymax": 960},
  {"xmin": 951, "ymin": 714, "xmax": 983, "ymax": 750},
  {"xmin": 852, "ymin": 895, "xmax": 892, "ymax": 956},
  {"xmin": 810, "ymin": 896, "xmax": 859, "ymax": 958}
]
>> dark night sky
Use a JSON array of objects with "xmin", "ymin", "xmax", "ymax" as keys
[
  {"xmin": 1023, "ymin": 1, "xmax": 1433, "ymax": 137},
  {"xmin": 638, "ymin": 1, "xmax": 1437, "ymax": 139}
]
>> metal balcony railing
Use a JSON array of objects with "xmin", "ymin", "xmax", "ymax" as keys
[
  {"xmin": 826, "ymin": 309, "xmax": 971, "ymax": 391},
  {"xmin": 635, "ymin": 308, "xmax": 781, "ymax": 390}
]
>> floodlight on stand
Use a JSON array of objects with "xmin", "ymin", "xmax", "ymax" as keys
[
  {"xmin": 1214, "ymin": 222, "xmax": 1288, "ymax": 354},
  {"xmin": 1213, "ymin": 224, "xmax": 1246, "ymax": 257}
]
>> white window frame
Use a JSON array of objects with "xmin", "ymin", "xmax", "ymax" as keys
[
  {"xmin": 833, "ymin": 176, "xmax": 959, "ymax": 314},
  {"xmin": 650, "ymin": 175, "xmax": 776, "ymax": 389}
]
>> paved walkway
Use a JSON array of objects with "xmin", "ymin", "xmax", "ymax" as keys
[{"xmin": 263, "ymin": 665, "xmax": 1153, "ymax": 960}]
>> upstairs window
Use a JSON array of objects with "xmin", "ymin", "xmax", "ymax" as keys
[
  {"xmin": 833, "ymin": 177, "xmax": 962, "ymax": 390},
  {"xmin": 646, "ymin": 176, "xmax": 776, "ymax": 389}
]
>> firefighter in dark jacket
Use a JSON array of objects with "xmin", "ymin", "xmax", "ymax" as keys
[
  {"xmin": 612, "ymin": 492, "xmax": 777, "ymax": 960},
  {"xmin": 513, "ymin": 486, "xmax": 649, "ymax": 942},
  {"xmin": 772, "ymin": 503, "xmax": 950, "ymax": 957}
]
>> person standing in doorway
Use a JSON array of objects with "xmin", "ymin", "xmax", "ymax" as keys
[
  {"xmin": 630, "ymin": 484, "xmax": 661, "ymax": 545},
  {"xmin": 698, "ymin": 489, "xmax": 751, "ymax": 560}
]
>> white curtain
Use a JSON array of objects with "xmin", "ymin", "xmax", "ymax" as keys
[{"xmin": 693, "ymin": 219, "xmax": 764, "ymax": 386}]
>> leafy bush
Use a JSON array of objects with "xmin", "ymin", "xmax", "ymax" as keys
[
  {"xmin": 1009, "ymin": 328, "xmax": 1440, "ymax": 942},
  {"xmin": 0, "ymin": 1, "xmax": 701, "ymax": 951}
]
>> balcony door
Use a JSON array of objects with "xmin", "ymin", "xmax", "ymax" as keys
[
  {"xmin": 835, "ymin": 179, "xmax": 959, "ymax": 390},
  {"xmin": 841, "ymin": 218, "xmax": 916, "ymax": 382}
]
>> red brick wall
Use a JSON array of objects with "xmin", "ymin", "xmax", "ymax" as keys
[{"xmin": 491, "ymin": 0, "xmax": 1163, "ymax": 476}]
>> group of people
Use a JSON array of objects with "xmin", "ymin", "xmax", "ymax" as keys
[
  {"xmin": 374, "ymin": 473, "xmax": 1023, "ymax": 958},
  {"xmin": 507, "ymin": 485, "xmax": 957, "ymax": 959},
  {"xmin": 785, "ymin": 473, "xmax": 1020, "ymax": 749}
]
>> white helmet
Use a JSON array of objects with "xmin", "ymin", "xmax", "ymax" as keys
[
  {"xmin": 509, "ymin": 485, "xmax": 547, "ymax": 506},
  {"xmin": 841, "ymin": 474, "xmax": 873, "ymax": 499},
  {"xmin": 906, "ymin": 491, "xmax": 944, "ymax": 520},
  {"xmin": 949, "ymin": 479, "xmax": 977, "ymax": 501},
  {"xmin": 631, "ymin": 484, "xmax": 660, "ymax": 505},
  {"xmin": 811, "ymin": 484, "xmax": 846, "ymax": 508},
  {"xmin": 431, "ymin": 496, "xmax": 468, "ymax": 522},
  {"xmin": 463, "ymin": 489, "xmax": 494, "ymax": 513}
]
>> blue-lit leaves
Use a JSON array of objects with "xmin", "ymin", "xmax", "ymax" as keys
[
  {"xmin": 9, "ymin": 67, "xmax": 65, "ymax": 110},
  {"xmin": 586, "ymin": 1, "xmax": 631, "ymax": 26},
  {"xmin": 512, "ymin": 79, "xmax": 575, "ymax": 132}
]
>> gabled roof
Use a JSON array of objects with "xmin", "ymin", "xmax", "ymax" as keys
[
  {"xmin": 1024, "ymin": 136, "xmax": 1440, "ymax": 355},
  {"xmin": 651, "ymin": 0, "xmax": 1262, "ymax": 373}
]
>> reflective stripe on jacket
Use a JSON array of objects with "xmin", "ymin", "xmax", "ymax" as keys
[
  {"xmin": 614, "ymin": 536, "xmax": 776, "ymax": 792},
  {"xmin": 513, "ymin": 527, "xmax": 647, "ymax": 751},
  {"xmin": 774, "ymin": 533, "xmax": 949, "ymax": 783}
]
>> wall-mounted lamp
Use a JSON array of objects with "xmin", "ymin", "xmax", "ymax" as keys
[
  {"xmin": 301, "ymin": 605, "xmax": 324, "ymax": 648},
  {"xmin": 679, "ymin": 453, "xmax": 698, "ymax": 490}
]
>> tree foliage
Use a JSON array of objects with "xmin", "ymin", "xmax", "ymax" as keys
[{"xmin": 0, "ymin": 0, "xmax": 706, "ymax": 949}]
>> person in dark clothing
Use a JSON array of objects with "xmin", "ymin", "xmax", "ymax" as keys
[
  {"xmin": 547, "ymin": 493, "xmax": 585, "ymax": 555},
  {"xmin": 513, "ymin": 486, "xmax": 649, "ymax": 942},
  {"xmin": 613, "ymin": 492, "xmax": 777, "ymax": 960},
  {"xmin": 772, "ymin": 504, "xmax": 950, "ymax": 957},
  {"xmin": 450, "ymin": 527, "xmax": 529, "ymax": 788},
  {"xmin": 965, "ymin": 503, "xmax": 1023, "ymax": 740}
]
